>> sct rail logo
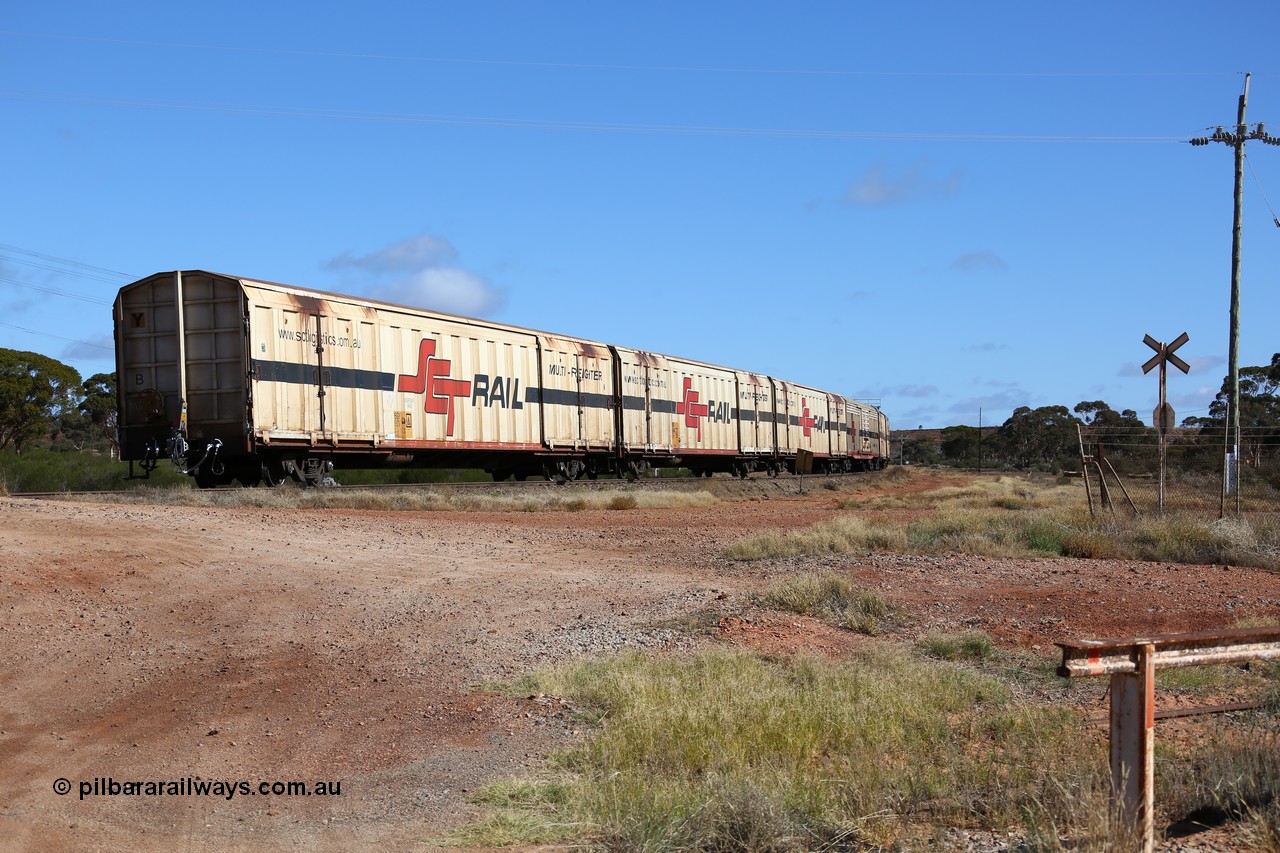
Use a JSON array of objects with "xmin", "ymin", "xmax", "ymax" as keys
[
  {"xmin": 799, "ymin": 399, "xmax": 815, "ymax": 438},
  {"xmin": 397, "ymin": 339, "xmax": 471, "ymax": 437},
  {"xmin": 676, "ymin": 377, "xmax": 709, "ymax": 441}
]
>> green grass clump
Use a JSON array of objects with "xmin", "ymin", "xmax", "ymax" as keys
[
  {"xmin": 0, "ymin": 447, "xmax": 191, "ymax": 492},
  {"xmin": 760, "ymin": 572, "xmax": 892, "ymax": 634},
  {"xmin": 918, "ymin": 631, "xmax": 997, "ymax": 663},
  {"xmin": 725, "ymin": 516, "xmax": 907, "ymax": 561},
  {"xmin": 727, "ymin": 472, "xmax": 1280, "ymax": 569},
  {"xmin": 727, "ymin": 510, "xmax": 1072, "ymax": 562},
  {"xmin": 1061, "ymin": 516, "xmax": 1280, "ymax": 570},
  {"xmin": 451, "ymin": 648, "xmax": 1100, "ymax": 850}
]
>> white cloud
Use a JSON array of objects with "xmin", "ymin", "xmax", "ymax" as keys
[
  {"xmin": 328, "ymin": 235, "xmax": 458, "ymax": 273},
  {"xmin": 327, "ymin": 234, "xmax": 502, "ymax": 317},
  {"xmin": 949, "ymin": 251, "xmax": 1007, "ymax": 273},
  {"xmin": 857, "ymin": 383, "xmax": 938, "ymax": 399},
  {"xmin": 1184, "ymin": 355, "xmax": 1224, "ymax": 376},
  {"xmin": 373, "ymin": 268, "xmax": 501, "ymax": 317},
  {"xmin": 62, "ymin": 334, "xmax": 116, "ymax": 361},
  {"xmin": 948, "ymin": 388, "xmax": 1030, "ymax": 414},
  {"xmin": 843, "ymin": 162, "xmax": 962, "ymax": 208}
]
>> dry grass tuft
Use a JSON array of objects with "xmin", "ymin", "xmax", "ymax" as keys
[
  {"xmin": 725, "ymin": 515, "xmax": 907, "ymax": 561},
  {"xmin": 607, "ymin": 494, "xmax": 638, "ymax": 511},
  {"xmin": 759, "ymin": 572, "xmax": 893, "ymax": 634},
  {"xmin": 1161, "ymin": 718, "xmax": 1280, "ymax": 852},
  {"xmin": 70, "ymin": 484, "xmax": 720, "ymax": 514},
  {"xmin": 727, "ymin": 472, "xmax": 1280, "ymax": 570}
]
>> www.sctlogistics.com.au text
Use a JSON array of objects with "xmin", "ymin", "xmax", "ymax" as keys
[{"xmin": 66, "ymin": 777, "xmax": 342, "ymax": 801}]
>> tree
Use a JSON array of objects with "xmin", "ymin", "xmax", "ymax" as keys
[
  {"xmin": 1196, "ymin": 353, "xmax": 1280, "ymax": 468},
  {"xmin": 940, "ymin": 425, "xmax": 980, "ymax": 464},
  {"xmin": 993, "ymin": 405, "xmax": 1082, "ymax": 470},
  {"xmin": 78, "ymin": 372, "xmax": 119, "ymax": 456},
  {"xmin": 0, "ymin": 349, "xmax": 82, "ymax": 453},
  {"xmin": 900, "ymin": 435, "xmax": 941, "ymax": 466},
  {"xmin": 1073, "ymin": 400, "xmax": 1146, "ymax": 430}
]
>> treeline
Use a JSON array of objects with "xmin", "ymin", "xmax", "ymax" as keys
[
  {"xmin": 0, "ymin": 349, "xmax": 117, "ymax": 455},
  {"xmin": 0, "ymin": 349, "xmax": 167, "ymax": 492},
  {"xmin": 901, "ymin": 353, "xmax": 1280, "ymax": 478}
]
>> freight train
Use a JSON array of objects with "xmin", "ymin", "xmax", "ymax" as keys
[{"xmin": 114, "ymin": 271, "xmax": 890, "ymax": 487}]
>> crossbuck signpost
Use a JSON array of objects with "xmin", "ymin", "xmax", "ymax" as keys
[{"xmin": 1142, "ymin": 333, "xmax": 1189, "ymax": 514}]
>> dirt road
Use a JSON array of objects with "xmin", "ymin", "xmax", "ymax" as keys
[{"xmin": 1, "ymin": 478, "xmax": 1276, "ymax": 851}]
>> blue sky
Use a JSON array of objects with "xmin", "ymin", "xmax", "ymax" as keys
[{"xmin": 3, "ymin": 3, "xmax": 1279, "ymax": 430}]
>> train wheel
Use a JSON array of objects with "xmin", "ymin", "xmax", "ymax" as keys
[
  {"xmin": 261, "ymin": 460, "xmax": 289, "ymax": 487},
  {"xmin": 298, "ymin": 457, "xmax": 334, "ymax": 487}
]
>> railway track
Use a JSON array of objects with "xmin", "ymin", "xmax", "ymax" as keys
[{"xmin": 10, "ymin": 468, "xmax": 863, "ymax": 501}]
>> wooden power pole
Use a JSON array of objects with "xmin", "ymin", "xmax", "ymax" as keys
[{"xmin": 1189, "ymin": 73, "xmax": 1280, "ymax": 514}]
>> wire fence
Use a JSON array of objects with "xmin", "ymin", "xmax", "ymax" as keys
[{"xmin": 1078, "ymin": 426, "xmax": 1280, "ymax": 521}]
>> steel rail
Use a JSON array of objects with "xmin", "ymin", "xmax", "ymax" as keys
[{"xmin": 9, "ymin": 469, "xmax": 865, "ymax": 500}]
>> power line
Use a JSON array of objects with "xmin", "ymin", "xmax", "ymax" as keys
[
  {"xmin": 0, "ymin": 321, "xmax": 113, "ymax": 351},
  {"xmin": 0, "ymin": 89, "xmax": 1189, "ymax": 143},
  {"xmin": 0, "ymin": 256, "xmax": 132, "ymax": 287},
  {"xmin": 0, "ymin": 274, "xmax": 113, "ymax": 305},
  {"xmin": 1244, "ymin": 152, "xmax": 1280, "ymax": 228},
  {"xmin": 0, "ymin": 243, "xmax": 136, "ymax": 281},
  {"xmin": 0, "ymin": 31, "xmax": 1251, "ymax": 79}
]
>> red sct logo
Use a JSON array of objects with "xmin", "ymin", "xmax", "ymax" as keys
[
  {"xmin": 676, "ymin": 377, "xmax": 709, "ymax": 441},
  {"xmin": 799, "ymin": 398, "xmax": 815, "ymax": 438},
  {"xmin": 398, "ymin": 339, "xmax": 471, "ymax": 437}
]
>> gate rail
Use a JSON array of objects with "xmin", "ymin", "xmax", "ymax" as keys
[{"xmin": 1056, "ymin": 627, "xmax": 1280, "ymax": 853}]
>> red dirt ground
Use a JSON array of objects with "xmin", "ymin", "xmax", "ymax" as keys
[{"xmin": 0, "ymin": 471, "xmax": 1276, "ymax": 851}]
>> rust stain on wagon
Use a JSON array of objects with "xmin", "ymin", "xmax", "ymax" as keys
[
  {"xmin": 541, "ymin": 335, "xmax": 611, "ymax": 360},
  {"xmin": 278, "ymin": 292, "xmax": 378, "ymax": 320},
  {"xmin": 632, "ymin": 350, "xmax": 664, "ymax": 368}
]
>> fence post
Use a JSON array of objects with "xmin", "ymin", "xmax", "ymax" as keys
[
  {"xmin": 1078, "ymin": 425, "xmax": 1095, "ymax": 518},
  {"xmin": 1110, "ymin": 643, "xmax": 1156, "ymax": 851},
  {"xmin": 1060, "ymin": 628, "xmax": 1280, "ymax": 853}
]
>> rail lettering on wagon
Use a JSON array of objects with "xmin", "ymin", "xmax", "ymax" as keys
[
  {"xmin": 470, "ymin": 374, "xmax": 524, "ymax": 409},
  {"xmin": 397, "ymin": 339, "xmax": 471, "ymax": 437}
]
